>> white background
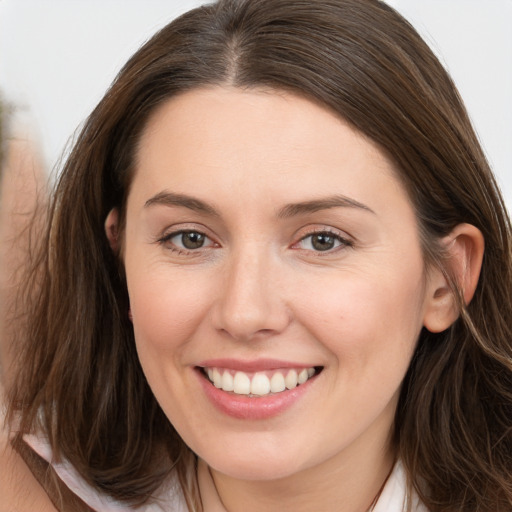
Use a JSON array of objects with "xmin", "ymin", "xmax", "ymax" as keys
[{"xmin": 1, "ymin": 0, "xmax": 511, "ymax": 208}]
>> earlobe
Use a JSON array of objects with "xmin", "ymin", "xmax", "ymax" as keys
[
  {"xmin": 105, "ymin": 208, "xmax": 120, "ymax": 252},
  {"xmin": 423, "ymin": 223, "xmax": 484, "ymax": 333}
]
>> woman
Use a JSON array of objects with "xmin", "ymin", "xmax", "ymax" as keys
[{"xmin": 3, "ymin": 0, "xmax": 512, "ymax": 510}]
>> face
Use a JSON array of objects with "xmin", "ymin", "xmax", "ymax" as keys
[{"xmin": 121, "ymin": 87, "xmax": 437, "ymax": 482}]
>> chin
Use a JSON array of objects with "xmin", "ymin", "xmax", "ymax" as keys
[
  {"xmin": 200, "ymin": 442, "xmax": 310, "ymax": 481},
  {"xmin": 212, "ymin": 460, "xmax": 299, "ymax": 481}
]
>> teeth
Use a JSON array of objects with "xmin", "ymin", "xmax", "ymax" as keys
[
  {"xmin": 298, "ymin": 369, "xmax": 309, "ymax": 384},
  {"xmin": 251, "ymin": 373, "xmax": 271, "ymax": 396},
  {"xmin": 213, "ymin": 368, "xmax": 223, "ymax": 388},
  {"xmin": 233, "ymin": 371, "xmax": 251, "ymax": 395},
  {"xmin": 285, "ymin": 369, "xmax": 298, "ymax": 390},
  {"xmin": 270, "ymin": 372, "xmax": 286, "ymax": 393},
  {"xmin": 222, "ymin": 371, "xmax": 234, "ymax": 392},
  {"xmin": 204, "ymin": 366, "xmax": 317, "ymax": 397}
]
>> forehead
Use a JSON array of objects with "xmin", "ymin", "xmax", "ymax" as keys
[{"xmin": 130, "ymin": 86, "xmax": 409, "ymax": 220}]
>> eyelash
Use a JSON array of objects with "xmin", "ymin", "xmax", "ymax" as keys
[
  {"xmin": 156, "ymin": 228, "xmax": 353, "ymax": 255},
  {"xmin": 157, "ymin": 230, "xmax": 217, "ymax": 255},
  {"xmin": 293, "ymin": 229, "xmax": 353, "ymax": 254}
]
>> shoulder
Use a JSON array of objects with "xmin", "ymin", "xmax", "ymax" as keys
[
  {"xmin": 1, "ymin": 399, "xmax": 186, "ymax": 512},
  {"xmin": 0, "ymin": 422, "xmax": 58, "ymax": 512}
]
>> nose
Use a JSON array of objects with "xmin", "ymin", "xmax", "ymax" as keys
[{"xmin": 211, "ymin": 246, "xmax": 291, "ymax": 341}]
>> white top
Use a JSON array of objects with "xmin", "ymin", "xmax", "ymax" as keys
[{"xmin": 23, "ymin": 433, "xmax": 427, "ymax": 512}]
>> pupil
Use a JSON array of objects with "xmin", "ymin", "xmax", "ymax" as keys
[
  {"xmin": 182, "ymin": 232, "xmax": 205, "ymax": 249},
  {"xmin": 312, "ymin": 234, "xmax": 335, "ymax": 251}
]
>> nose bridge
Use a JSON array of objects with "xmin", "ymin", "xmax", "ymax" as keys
[{"xmin": 213, "ymin": 240, "xmax": 289, "ymax": 340}]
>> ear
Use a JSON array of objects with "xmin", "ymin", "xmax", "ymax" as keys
[
  {"xmin": 423, "ymin": 223, "xmax": 484, "ymax": 333},
  {"xmin": 105, "ymin": 208, "xmax": 120, "ymax": 252}
]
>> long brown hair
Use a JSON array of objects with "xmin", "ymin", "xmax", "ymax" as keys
[{"xmin": 7, "ymin": 1, "xmax": 512, "ymax": 510}]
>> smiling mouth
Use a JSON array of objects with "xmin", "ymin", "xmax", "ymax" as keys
[{"xmin": 199, "ymin": 366, "xmax": 323, "ymax": 397}]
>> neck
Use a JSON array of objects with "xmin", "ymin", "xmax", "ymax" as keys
[{"xmin": 204, "ymin": 434, "xmax": 395, "ymax": 512}]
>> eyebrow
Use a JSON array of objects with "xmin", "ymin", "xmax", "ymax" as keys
[
  {"xmin": 144, "ymin": 191, "xmax": 374, "ymax": 218},
  {"xmin": 144, "ymin": 191, "xmax": 220, "ymax": 217},
  {"xmin": 277, "ymin": 195, "xmax": 375, "ymax": 218}
]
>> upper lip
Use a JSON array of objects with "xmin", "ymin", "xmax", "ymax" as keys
[{"xmin": 196, "ymin": 358, "xmax": 320, "ymax": 372}]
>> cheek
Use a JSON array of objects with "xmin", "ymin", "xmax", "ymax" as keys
[
  {"xmin": 295, "ymin": 264, "xmax": 426, "ymax": 366},
  {"xmin": 125, "ymin": 267, "xmax": 217, "ymax": 426},
  {"xmin": 126, "ymin": 266, "xmax": 215, "ymax": 358}
]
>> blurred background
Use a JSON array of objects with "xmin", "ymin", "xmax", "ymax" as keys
[{"xmin": 0, "ymin": 0, "xmax": 511, "ymax": 206}]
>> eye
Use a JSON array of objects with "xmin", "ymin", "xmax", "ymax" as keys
[
  {"xmin": 296, "ymin": 231, "xmax": 351, "ymax": 252},
  {"xmin": 161, "ymin": 230, "xmax": 216, "ymax": 251}
]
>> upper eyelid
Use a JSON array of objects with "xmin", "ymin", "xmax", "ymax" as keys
[
  {"xmin": 295, "ymin": 225, "xmax": 353, "ymax": 241},
  {"xmin": 300, "ymin": 227, "xmax": 346, "ymax": 237},
  {"xmin": 159, "ymin": 228, "xmax": 215, "ymax": 244},
  {"xmin": 157, "ymin": 222, "xmax": 215, "ymax": 238}
]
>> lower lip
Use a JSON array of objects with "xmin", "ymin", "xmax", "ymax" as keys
[{"xmin": 196, "ymin": 369, "xmax": 317, "ymax": 420}]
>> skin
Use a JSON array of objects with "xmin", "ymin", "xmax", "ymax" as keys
[{"xmin": 113, "ymin": 87, "xmax": 480, "ymax": 512}]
